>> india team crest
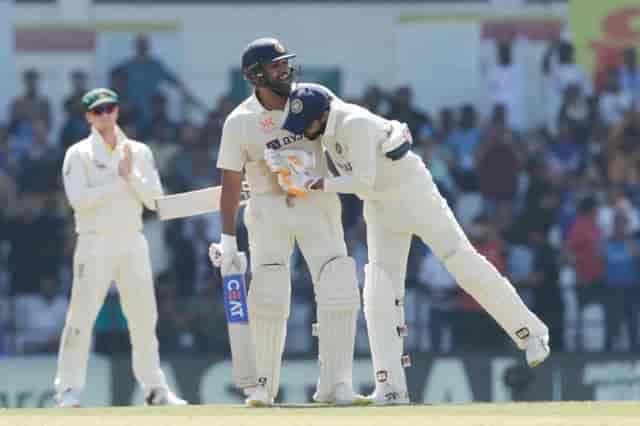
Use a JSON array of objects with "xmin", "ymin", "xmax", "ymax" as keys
[{"xmin": 291, "ymin": 98, "xmax": 304, "ymax": 114}]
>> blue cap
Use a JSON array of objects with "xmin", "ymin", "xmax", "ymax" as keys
[{"xmin": 282, "ymin": 86, "xmax": 330, "ymax": 135}]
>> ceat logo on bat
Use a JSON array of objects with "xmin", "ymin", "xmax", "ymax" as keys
[{"xmin": 223, "ymin": 275, "xmax": 249, "ymax": 323}]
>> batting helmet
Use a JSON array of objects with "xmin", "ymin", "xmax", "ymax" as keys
[{"xmin": 241, "ymin": 37, "xmax": 297, "ymax": 95}]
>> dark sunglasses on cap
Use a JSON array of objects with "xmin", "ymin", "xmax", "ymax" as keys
[{"xmin": 90, "ymin": 103, "xmax": 117, "ymax": 115}]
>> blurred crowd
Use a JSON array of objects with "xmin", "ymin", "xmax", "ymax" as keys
[{"xmin": 1, "ymin": 33, "xmax": 640, "ymax": 358}]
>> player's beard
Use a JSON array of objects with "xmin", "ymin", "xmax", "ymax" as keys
[
  {"xmin": 265, "ymin": 67, "xmax": 296, "ymax": 96},
  {"xmin": 305, "ymin": 122, "xmax": 326, "ymax": 141}
]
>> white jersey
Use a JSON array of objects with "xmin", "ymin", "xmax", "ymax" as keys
[
  {"xmin": 320, "ymin": 100, "xmax": 426, "ymax": 199},
  {"xmin": 62, "ymin": 126, "xmax": 163, "ymax": 235},
  {"xmin": 217, "ymin": 83, "xmax": 334, "ymax": 193}
]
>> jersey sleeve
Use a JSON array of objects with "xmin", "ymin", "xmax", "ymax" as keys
[
  {"xmin": 127, "ymin": 143, "xmax": 164, "ymax": 210},
  {"xmin": 62, "ymin": 146, "xmax": 124, "ymax": 212},
  {"xmin": 217, "ymin": 115, "xmax": 246, "ymax": 172},
  {"xmin": 323, "ymin": 116, "xmax": 377, "ymax": 195}
]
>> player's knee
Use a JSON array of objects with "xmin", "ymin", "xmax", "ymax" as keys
[
  {"xmin": 315, "ymin": 256, "xmax": 360, "ymax": 310},
  {"xmin": 249, "ymin": 263, "xmax": 291, "ymax": 317}
]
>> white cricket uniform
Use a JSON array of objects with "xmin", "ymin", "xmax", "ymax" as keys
[
  {"xmin": 55, "ymin": 126, "xmax": 170, "ymax": 395},
  {"xmin": 319, "ymin": 100, "xmax": 548, "ymax": 396},
  {"xmin": 218, "ymin": 84, "xmax": 360, "ymax": 401}
]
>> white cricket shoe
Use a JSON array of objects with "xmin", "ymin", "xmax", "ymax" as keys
[
  {"xmin": 245, "ymin": 384, "xmax": 273, "ymax": 407},
  {"xmin": 144, "ymin": 388, "xmax": 188, "ymax": 406},
  {"xmin": 366, "ymin": 384, "xmax": 410, "ymax": 406},
  {"xmin": 526, "ymin": 334, "xmax": 551, "ymax": 368},
  {"xmin": 55, "ymin": 389, "xmax": 81, "ymax": 408},
  {"xmin": 313, "ymin": 383, "xmax": 370, "ymax": 406},
  {"xmin": 334, "ymin": 383, "xmax": 371, "ymax": 406}
]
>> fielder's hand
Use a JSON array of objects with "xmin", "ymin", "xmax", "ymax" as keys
[
  {"xmin": 277, "ymin": 167, "xmax": 320, "ymax": 197},
  {"xmin": 118, "ymin": 143, "xmax": 133, "ymax": 179}
]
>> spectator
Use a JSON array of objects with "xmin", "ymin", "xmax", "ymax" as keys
[
  {"xmin": 558, "ymin": 84, "xmax": 591, "ymax": 144},
  {"xmin": 618, "ymin": 47, "xmax": 640, "ymax": 102},
  {"xmin": 598, "ymin": 69, "xmax": 632, "ymax": 130},
  {"xmin": 597, "ymin": 188, "xmax": 640, "ymax": 239},
  {"xmin": 8, "ymin": 69, "xmax": 52, "ymax": 160},
  {"xmin": 420, "ymin": 129, "xmax": 456, "ymax": 198},
  {"xmin": 387, "ymin": 85, "xmax": 429, "ymax": 137},
  {"xmin": 449, "ymin": 104, "xmax": 482, "ymax": 191},
  {"xmin": 603, "ymin": 213, "xmax": 640, "ymax": 350},
  {"xmin": 63, "ymin": 69, "xmax": 89, "ymax": 111},
  {"xmin": 485, "ymin": 39, "xmax": 524, "ymax": 131},
  {"xmin": 59, "ymin": 70, "xmax": 90, "ymax": 150},
  {"xmin": 417, "ymin": 250, "xmax": 458, "ymax": 353},
  {"xmin": 111, "ymin": 34, "xmax": 201, "ymax": 129},
  {"xmin": 516, "ymin": 155, "xmax": 562, "ymax": 239},
  {"xmin": 166, "ymin": 123, "xmax": 217, "ymax": 192},
  {"xmin": 476, "ymin": 105, "xmax": 521, "ymax": 207},
  {"xmin": 546, "ymin": 119, "xmax": 586, "ymax": 181},
  {"xmin": 508, "ymin": 230, "xmax": 564, "ymax": 351},
  {"xmin": 0, "ymin": 127, "xmax": 18, "ymax": 218},
  {"xmin": 147, "ymin": 120, "xmax": 179, "ymax": 180},
  {"xmin": 360, "ymin": 85, "xmax": 388, "ymax": 116},
  {"xmin": 565, "ymin": 195, "xmax": 605, "ymax": 349},
  {"xmin": 5, "ymin": 192, "xmax": 65, "ymax": 294},
  {"xmin": 16, "ymin": 119, "xmax": 62, "ymax": 194},
  {"xmin": 139, "ymin": 91, "xmax": 177, "ymax": 141},
  {"xmin": 543, "ymin": 40, "xmax": 592, "ymax": 136},
  {"xmin": 182, "ymin": 279, "xmax": 230, "ymax": 354},
  {"xmin": 14, "ymin": 275, "xmax": 68, "ymax": 354},
  {"xmin": 606, "ymin": 108, "xmax": 640, "ymax": 187},
  {"xmin": 108, "ymin": 67, "xmax": 140, "ymax": 129}
]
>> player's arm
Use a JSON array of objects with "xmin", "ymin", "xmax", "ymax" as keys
[
  {"xmin": 62, "ymin": 147, "xmax": 125, "ymax": 211},
  {"xmin": 317, "ymin": 117, "xmax": 377, "ymax": 194},
  {"xmin": 221, "ymin": 169, "xmax": 243, "ymax": 235},
  {"xmin": 126, "ymin": 144, "xmax": 164, "ymax": 210},
  {"xmin": 217, "ymin": 116, "xmax": 246, "ymax": 236}
]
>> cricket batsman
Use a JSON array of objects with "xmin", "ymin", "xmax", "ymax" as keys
[
  {"xmin": 272, "ymin": 86, "xmax": 551, "ymax": 405},
  {"xmin": 211, "ymin": 38, "xmax": 365, "ymax": 407},
  {"xmin": 54, "ymin": 88, "xmax": 186, "ymax": 407}
]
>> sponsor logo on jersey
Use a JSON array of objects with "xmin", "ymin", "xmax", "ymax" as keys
[{"xmin": 265, "ymin": 134, "xmax": 303, "ymax": 150}]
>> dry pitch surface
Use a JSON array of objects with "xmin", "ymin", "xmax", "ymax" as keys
[{"xmin": 1, "ymin": 401, "xmax": 639, "ymax": 426}]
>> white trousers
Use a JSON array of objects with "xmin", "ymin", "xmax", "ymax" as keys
[
  {"xmin": 364, "ymin": 165, "xmax": 547, "ymax": 347},
  {"xmin": 55, "ymin": 231, "xmax": 168, "ymax": 394}
]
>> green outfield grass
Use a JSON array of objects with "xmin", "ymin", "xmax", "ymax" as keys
[{"xmin": 1, "ymin": 401, "xmax": 639, "ymax": 426}]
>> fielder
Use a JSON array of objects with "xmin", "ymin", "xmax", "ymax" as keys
[
  {"xmin": 213, "ymin": 37, "xmax": 364, "ymax": 407},
  {"xmin": 55, "ymin": 88, "xmax": 186, "ymax": 407},
  {"xmin": 273, "ymin": 86, "xmax": 551, "ymax": 405}
]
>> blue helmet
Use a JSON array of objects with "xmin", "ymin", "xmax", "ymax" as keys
[
  {"xmin": 282, "ymin": 86, "xmax": 330, "ymax": 136},
  {"xmin": 241, "ymin": 38, "xmax": 297, "ymax": 95}
]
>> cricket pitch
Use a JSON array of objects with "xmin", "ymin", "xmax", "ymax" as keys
[{"xmin": 2, "ymin": 401, "xmax": 640, "ymax": 426}]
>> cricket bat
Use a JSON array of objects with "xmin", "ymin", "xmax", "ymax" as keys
[
  {"xmin": 154, "ymin": 184, "xmax": 249, "ymax": 220},
  {"xmin": 218, "ymin": 250, "xmax": 257, "ymax": 390}
]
